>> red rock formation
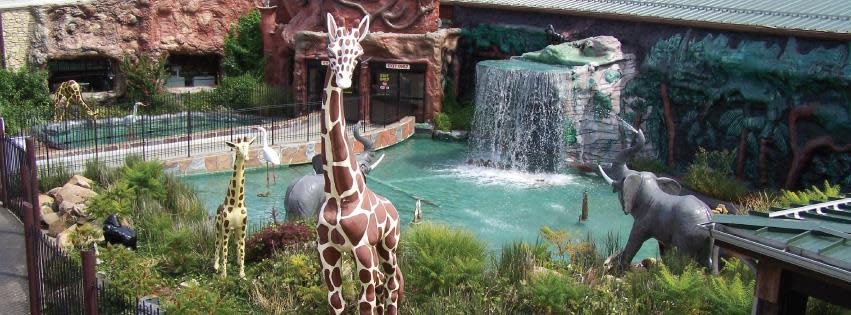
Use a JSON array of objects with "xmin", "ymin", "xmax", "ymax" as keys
[{"xmin": 44, "ymin": 0, "xmax": 254, "ymax": 60}]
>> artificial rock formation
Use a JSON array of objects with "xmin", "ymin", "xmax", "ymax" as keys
[{"xmin": 10, "ymin": 0, "xmax": 253, "ymax": 67}]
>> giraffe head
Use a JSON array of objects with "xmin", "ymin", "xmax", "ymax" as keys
[
  {"xmin": 326, "ymin": 13, "xmax": 369, "ymax": 89},
  {"xmin": 225, "ymin": 136, "xmax": 256, "ymax": 161}
]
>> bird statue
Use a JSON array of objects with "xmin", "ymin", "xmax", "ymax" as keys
[
  {"xmin": 411, "ymin": 199, "xmax": 422, "ymax": 225},
  {"xmin": 255, "ymin": 126, "xmax": 281, "ymax": 189},
  {"xmin": 124, "ymin": 102, "xmax": 146, "ymax": 140}
]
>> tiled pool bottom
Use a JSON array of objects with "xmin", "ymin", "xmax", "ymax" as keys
[{"xmin": 179, "ymin": 135, "xmax": 659, "ymax": 261}]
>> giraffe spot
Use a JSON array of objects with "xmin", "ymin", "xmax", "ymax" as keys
[
  {"xmin": 355, "ymin": 246, "xmax": 373, "ymax": 267},
  {"xmin": 317, "ymin": 224, "xmax": 330, "ymax": 243},
  {"xmin": 322, "ymin": 247, "xmax": 341, "ymax": 265},
  {"xmin": 387, "ymin": 305, "xmax": 397, "ymax": 315},
  {"xmin": 331, "ymin": 267, "xmax": 342, "ymax": 287},
  {"xmin": 359, "ymin": 269, "xmax": 371, "ymax": 283},
  {"xmin": 328, "ymin": 94, "xmax": 341, "ymax": 124},
  {"xmin": 374, "ymin": 202, "xmax": 386, "ymax": 223},
  {"xmin": 228, "ymin": 198, "xmax": 235, "ymax": 206},
  {"xmin": 224, "ymin": 220, "xmax": 230, "ymax": 228},
  {"xmin": 377, "ymin": 246, "xmax": 390, "ymax": 262},
  {"xmin": 366, "ymin": 214, "xmax": 379, "ymax": 244},
  {"xmin": 382, "ymin": 262, "xmax": 394, "ymax": 274},
  {"xmin": 332, "ymin": 166, "xmax": 354, "ymax": 195},
  {"xmin": 366, "ymin": 283, "xmax": 376, "ymax": 301},
  {"xmin": 356, "ymin": 175, "xmax": 365, "ymax": 192},
  {"xmin": 384, "ymin": 227, "xmax": 398, "ymax": 249},
  {"xmin": 323, "ymin": 199, "xmax": 338, "ymax": 224},
  {"xmin": 242, "ymin": 217, "xmax": 247, "ymax": 225},
  {"xmin": 341, "ymin": 214, "xmax": 368, "ymax": 243},
  {"xmin": 323, "ymin": 173, "xmax": 331, "ymax": 194},
  {"xmin": 330, "ymin": 292, "xmax": 342, "ymax": 309},
  {"xmin": 241, "ymin": 209, "xmax": 246, "ymax": 215},
  {"xmin": 331, "ymin": 229, "xmax": 346, "ymax": 245}
]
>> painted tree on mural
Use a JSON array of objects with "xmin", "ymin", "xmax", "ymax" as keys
[{"xmin": 624, "ymin": 34, "xmax": 851, "ymax": 189}]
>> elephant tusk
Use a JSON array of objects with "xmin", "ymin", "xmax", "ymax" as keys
[
  {"xmin": 370, "ymin": 153, "xmax": 385, "ymax": 170},
  {"xmin": 598, "ymin": 165, "xmax": 615, "ymax": 185}
]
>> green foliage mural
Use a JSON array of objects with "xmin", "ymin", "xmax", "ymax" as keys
[
  {"xmin": 625, "ymin": 33, "xmax": 851, "ymax": 189},
  {"xmin": 460, "ymin": 24, "xmax": 549, "ymax": 56}
]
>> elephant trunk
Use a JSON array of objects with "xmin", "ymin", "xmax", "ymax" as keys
[
  {"xmin": 610, "ymin": 119, "xmax": 645, "ymax": 180},
  {"xmin": 353, "ymin": 121, "xmax": 383, "ymax": 174}
]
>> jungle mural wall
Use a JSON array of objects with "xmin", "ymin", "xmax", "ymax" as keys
[
  {"xmin": 624, "ymin": 34, "xmax": 851, "ymax": 189},
  {"xmin": 449, "ymin": 6, "xmax": 851, "ymax": 190}
]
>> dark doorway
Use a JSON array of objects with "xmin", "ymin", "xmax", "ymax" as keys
[
  {"xmin": 306, "ymin": 59, "xmax": 360, "ymax": 122},
  {"xmin": 370, "ymin": 63, "xmax": 426, "ymax": 124},
  {"xmin": 165, "ymin": 54, "xmax": 220, "ymax": 88},
  {"xmin": 47, "ymin": 58, "xmax": 116, "ymax": 92}
]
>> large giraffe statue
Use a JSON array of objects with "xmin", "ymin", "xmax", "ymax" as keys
[
  {"xmin": 213, "ymin": 136, "xmax": 255, "ymax": 278},
  {"xmin": 53, "ymin": 80, "xmax": 98, "ymax": 121},
  {"xmin": 317, "ymin": 14, "xmax": 403, "ymax": 315}
]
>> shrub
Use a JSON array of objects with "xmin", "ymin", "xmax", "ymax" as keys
[
  {"xmin": 0, "ymin": 67, "xmax": 51, "ymax": 134},
  {"xmin": 86, "ymin": 181, "xmax": 135, "ymax": 220},
  {"xmin": 737, "ymin": 191, "xmax": 777, "ymax": 213},
  {"xmin": 245, "ymin": 223, "xmax": 313, "ymax": 262},
  {"xmin": 165, "ymin": 284, "xmax": 240, "ymax": 314},
  {"xmin": 38, "ymin": 164, "xmax": 72, "ymax": 192},
  {"xmin": 250, "ymin": 251, "xmax": 328, "ymax": 313},
  {"xmin": 222, "ymin": 10, "xmax": 264, "ymax": 77},
  {"xmin": 521, "ymin": 272, "xmax": 587, "ymax": 314},
  {"xmin": 121, "ymin": 54, "xmax": 168, "ymax": 102},
  {"xmin": 83, "ymin": 159, "xmax": 122, "ymax": 188},
  {"xmin": 706, "ymin": 258, "xmax": 754, "ymax": 315},
  {"xmin": 654, "ymin": 264, "xmax": 707, "ymax": 314},
  {"xmin": 400, "ymin": 223, "xmax": 487, "ymax": 298},
  {"xmin": 442, "ymin": 97, "xmax": 475, "ymax": 131},
  {"xmin": 683, "ymin": 147, "xmax": 749, "ymax": 202},
  {"xmin": 498, "ymin": 241, "xmax": 549, "ymax": 284},
  {"xmin": 98, "ymin": 245, "xmax": 164, "ymax": 298},
  {"xmin": 215, "ymin": 74, "xmax": 263, "ymax": 109},
  {"xmin": 433, "ymin": 112, "xmax": 451, "ymax": 131},
  {"xmin": 777, "ymin": 180, "xmax": 842, "ymax": 208}
]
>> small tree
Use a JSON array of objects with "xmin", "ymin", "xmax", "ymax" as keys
[
  {"xmin": 222, "ymin": 10, "xmax": 264, "ymax": 77},
  {"xmin": 120, "ymin": 53, "xmax": 168, "ymax": 102}
]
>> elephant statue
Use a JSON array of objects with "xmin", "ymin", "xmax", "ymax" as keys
[
  {"xmin": 284, "ymin": 122, "xmax": 384, "ymax": 221},
  {"xmin": 599, "ymin": 123, "xmax": 714, "ymax": 271}
]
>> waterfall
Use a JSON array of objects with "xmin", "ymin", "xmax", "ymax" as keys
[{"xmin": 470, "ymin": 59, "xmax": 572, "ymax": 173}]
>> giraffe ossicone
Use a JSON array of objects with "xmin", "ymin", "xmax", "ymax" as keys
[
  {"xmin": 318, "ymin": 13, "xmax": 404, "ymax": 315},
  {"xmin": 213, "ymin": 136, "xmax": 255, "ymax": 278}
]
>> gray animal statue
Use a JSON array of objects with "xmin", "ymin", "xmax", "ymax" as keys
[
  {"xmin": 284, "ymin": 122, "xmax": 384, "ymax": 221},
  {"xmin": 599, "ymin": 124, "xmax": 714, "ymax": 271}
]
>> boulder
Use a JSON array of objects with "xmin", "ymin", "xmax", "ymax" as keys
[
  {"xmin": 56, "ymin": 224, "xmax": 78, "ymax": 249},
  {"xmin": 48, "ymin": 216, "xmax": 69, "ymax": 237},
  {"xmin": 42, "ymin": 212, "xmax": 61, "ymax": 227},
  {"xmin": 53, "ymin": 183, "xmax": 97, "ymax": 206},
  {"xmin": 38, "ymin": 194, "xmax": 55, "ymax": 208},
  {"xmin": 58, "ymin": 201, "xmax": 77, "ymax": 215},
  {"xmin": 66, "ymin": 175, "xmax": 94, "ymax": 189}
]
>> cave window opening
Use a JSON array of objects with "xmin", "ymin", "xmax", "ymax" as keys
[
  {"xmin": 165, "ymin": 54, "xmax": 220, "ymax": 88},
  {"xmin": 47, "ymin": 57, "xmax": 116, "ymax": 92}
]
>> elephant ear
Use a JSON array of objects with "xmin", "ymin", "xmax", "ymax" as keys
[
  {"xmin": 622, "ymin": 174, "xmax": 643, "ymax": 214},
  {"xmin": 656, "ymin": 177, "xmax": 682, "ymax": 195}
]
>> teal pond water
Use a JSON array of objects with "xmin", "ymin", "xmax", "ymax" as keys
[{"xmin": 179, "ymin": 135, "xmax": 659, "ymax": 261}]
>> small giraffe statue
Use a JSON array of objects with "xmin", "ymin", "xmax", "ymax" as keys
[
  {"xmin": 317, "ymin": 14, "xmax": 404, "ymax": 315},
  {"xmin": 213, "ymin": 136, "xmax": 255, "ymax": 278},
  {"xmin": 53, "ymin": 80, "xmax": 98, "ymax": 121}
]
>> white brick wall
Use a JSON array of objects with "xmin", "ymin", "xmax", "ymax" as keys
[{"xmin": 2, "ymin": 9, "xmax": 34, "ymax": 69}]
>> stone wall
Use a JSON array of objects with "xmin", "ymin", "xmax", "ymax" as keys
[
  {"xmin": 163, "ymin": 116, "xmax": 415, "ymax": 175},
  {"xmin": 2, "ymin": 9, "xmax": 34, "ymax": 69}
]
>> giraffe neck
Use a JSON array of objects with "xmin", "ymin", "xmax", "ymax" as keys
[
  {"xmin": 321, "ymin": 68, "xmax": 362, "ymax": 200},
  {"xmin": 226, "ymin": 157, "xmax": 246, "ymax": 208}
]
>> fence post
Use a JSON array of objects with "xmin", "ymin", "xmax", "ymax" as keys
[
  {"xmin": 21, "ymin": 139, "xmax": 43, "ymax": 315},
  {"xmin": 187, "ymin": 91, "xmax": 192, "ymax": 158},
  {"xmin": 27, "ymin": 138, "xmax": 41, "ymax": 224},
  {"xmin": 0, "ymin": 117, "xmax": 8, "ymax": 207},
  {"xmin": 81, "ymin": 249, "xmax": 98, "ymax": 315}
]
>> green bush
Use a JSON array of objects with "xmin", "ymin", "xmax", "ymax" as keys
[
  {"xmin": 38, "ymin": 164, "xmax": 72, "ymax": 192},
  {"xmin": 498, "ymin": 241, "xmax": 549, "ymax": 284},
  {"xmin": 216, "ymin": 74, "xmax": 263, "ymax": 109},
  {"xmin": 222, "ymin": 10, "xmax": 264, "ymax": 77},
  {"xmin": 121, "ymin": 54, "xmax": 168, "ymax": 102},
  {"xmin": 442, "ymin": 97, "xmax": 475, "ymax": 131},
  {"xmin": 98, "ymin": 245, "xmax": 164, "ymax": 298},
  {"xmin": 521, "ymin": 272, "xmax": 587, "ymax": 314},
  {"xmin": 0, "ymin": 67, "xmax": 51, "ymax": 134},
  {"xmin": 165, "ymin": 284, "xmax": 240, "ymax": 314},
  {"xmin": 433, "ymin": 112, "xmax": 451, "ymax": 131},
  {"xmin": 83, "ymin": 159, "xmax": 122, "ymax": 187},
  {"xmin": 777, "ymin": 180, "xmax": 842, "ymax": 208},
  {"xmin": 250, "ymin": 251, "xmax": 330, "ymax": 314},
  {"xmin": 683, "ymin": 147, "xmax": 749, "ymax": 202},
  {"xmin": 401, "ymin": 223, "xmax": 487, "ymax": 298}
]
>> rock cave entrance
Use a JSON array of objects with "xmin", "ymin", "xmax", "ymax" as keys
[
  {"xmin": 165, "ymin": 54, "xmax": 220, "ymax": 88},
  {"xmin": 47, "ymin": 57, "xmax": 116, "ymax": 92}
]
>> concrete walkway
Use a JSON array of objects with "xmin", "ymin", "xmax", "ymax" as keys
[{"xmin": 0, "ymin": 209, "xmax": 29, "ymax": 315}]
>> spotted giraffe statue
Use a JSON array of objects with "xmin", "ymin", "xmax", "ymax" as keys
[
  {"xmin": 317, "ymin": 14, "xmax": 403, "ymax": 315},
  {"xmin": 213, "ymin": 136, "xmax": 255, "ymax": 278},
  {"xmin": 53, "ymin": 80, "xmax": 98, "ymax": 121}
]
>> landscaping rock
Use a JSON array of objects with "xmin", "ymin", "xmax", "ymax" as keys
[
  {"xmin": 433, "ymin": 130, "xmax": 468, "ymax": 141},
  {"xmin": 415, "ymin": 123, "xmax": 434, "ymax": 134},
  {"xmin": 53, "ymin": 183, "xmax": 97, "ymax": 206},
  {"xmin": 42, "ymin": 212, "xmax": 61, "ymax": 227},
  {"xmin": 56, "ymin": 224, "xmax": 78, "ymax": 249},
  {"xmin": 38, "ymin": 194, "xmax": 55, "ymax": 208},
  {"xmin": 58, "ymin": 201, "xmax": 77, "ymax": 214},
  {"xmin": 48, "ymin": 216, "xmax": 69, "ymax": 237},
  {"xmin": 641, "ymin": 257, "xmax": 657, "ymax": 269},
  {"xmin": 66, "ymin": 175, "xmax": 94, "ymax": 189}
]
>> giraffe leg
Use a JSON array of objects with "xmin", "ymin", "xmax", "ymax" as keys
[
  {"xmin": 353, "ymin": 245, "xmax": 380, "ymax": 315},
  {"xmin": 378, "ymin": 226, "xmax": 403, "ymax": 315},
  {"xmin": 213, "ymin": 211, "xmax": 224, "ymax": 272},
  {"xmin": 220, "ymin": 225, "xmax": 232, "ymax": 277},
  {"xmin": 236, "ymin": 221, "xmax": 247, "ymax": 278},
  {"xmin": 319, "ymin": 244, "xmax": 345, "ymax": 315}
]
